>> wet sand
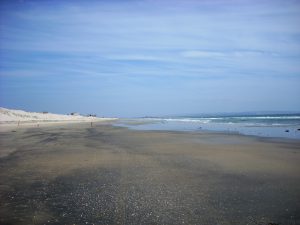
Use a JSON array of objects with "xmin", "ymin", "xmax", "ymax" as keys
[{"xmin": 0, "ymin": 122, "xmax": 299, "ymax": 225}]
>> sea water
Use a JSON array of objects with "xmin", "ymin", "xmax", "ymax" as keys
[{"xmin": 117, "ymin": 114, "xmax": 300, "ymax": 140}]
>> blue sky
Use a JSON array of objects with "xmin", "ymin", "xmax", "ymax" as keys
[{"xmin": 0, "ymin": 0, "xmax": 300, "ymax": 117}]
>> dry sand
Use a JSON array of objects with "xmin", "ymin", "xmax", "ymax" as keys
[
  {"xmin": 0, "ymin": 107, "xmax": 117, "ymax": 133},
  {"xmin": 0, "ymin": 122, "xmax": 299, "ymax": 225}
]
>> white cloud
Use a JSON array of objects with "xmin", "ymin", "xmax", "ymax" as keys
[
  {"xmin": 105, "ymin": 54, "xmax": 164, "ymax": 61},
  {"xmin": 181, "ymin": 50, "xmax": 279, "ymax": 59},
  {"xmin": 182, "ymin": 51, "xmax": 225, "ymax": 58}
]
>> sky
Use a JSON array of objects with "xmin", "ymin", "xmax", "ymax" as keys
[{"xmin": 0, "ymin": 0, "xmax": 300, "ymax": 117}]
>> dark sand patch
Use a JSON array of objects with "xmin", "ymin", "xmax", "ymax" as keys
[{"xmin": 0, "ymin": 123, "xmax": 299, "ymax": 225}]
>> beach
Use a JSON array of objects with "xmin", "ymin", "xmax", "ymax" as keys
[
  {"xmin": 0, "ymin": 122, "xmax": 299, "ymax": 225},
  {"xmin": 1, "ymin": 0, "xmax": 300, "ymax": 224}
]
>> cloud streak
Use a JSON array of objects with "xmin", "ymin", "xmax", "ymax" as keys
[{"xmin": 181, "ymin": 50, "xmax": 280, "ymax": 58}]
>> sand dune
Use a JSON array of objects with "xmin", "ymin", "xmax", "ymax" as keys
[{"xmin": 0, "ymin": 107, "xmax": 116, "ymax": 122}]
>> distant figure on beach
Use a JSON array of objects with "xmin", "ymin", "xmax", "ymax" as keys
[{"xmin": 91, "ymin": 122, "xmax": 93, "ymax": 127}]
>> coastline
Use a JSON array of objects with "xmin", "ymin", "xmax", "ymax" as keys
[
  {"xmin": 0, "ymin": 122, "xmax": 299, "ymax": 224},
  {"xmin": 115, "ymin": 118, "xmax": 300, "ymax": 140},
  {"xmin": 2, "ymin": 118, "xmax": 299, "ymax": 143}
]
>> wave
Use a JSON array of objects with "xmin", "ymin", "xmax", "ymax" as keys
[{"xmin": 142, "ymin": 115, "xmax": 300, "ymax": 126}]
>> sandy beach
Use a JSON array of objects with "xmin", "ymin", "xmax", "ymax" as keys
[
  {"xmin": 0, "ymin": 122, "xmax": 299, "ymax": 225},
  {"xmin": 2, "ymin": 0, "xmax": 300, "ymax": 224}
]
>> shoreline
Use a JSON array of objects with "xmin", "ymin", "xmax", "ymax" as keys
[
  {"xmin": 113, "ymin": 123, "xmax": 300, "ymax": 143},
  {"xmin": 1, "ymin": 119, "xmax": 300, "ymax": 144},
  {"xmin": 138, "ymin": 127, "xmax": 300, "ymax": 143},
  {"xmin": 115, "ymin": 118, "xmax": 300, "ymax": 141}
]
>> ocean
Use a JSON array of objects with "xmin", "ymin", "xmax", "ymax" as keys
[{"xmin": 117, "ymin": 114, "xmax": 300, "ymax": 139}]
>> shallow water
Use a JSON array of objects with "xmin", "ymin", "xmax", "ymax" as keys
[{"xmin": 117, "ymin": 116, "xmax": 300, "ymax": 140}]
